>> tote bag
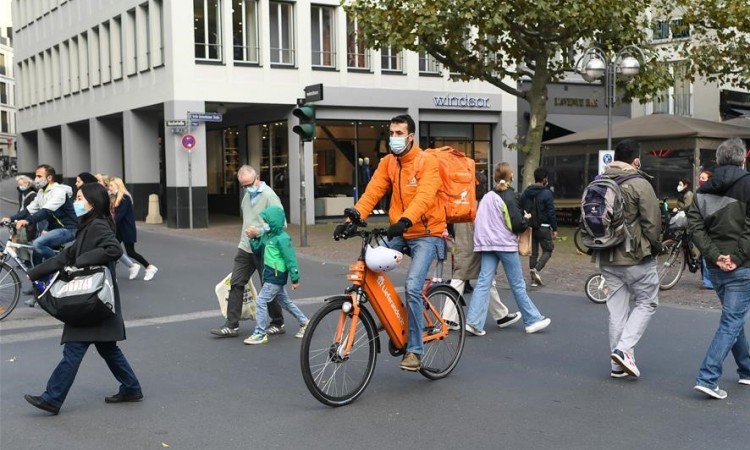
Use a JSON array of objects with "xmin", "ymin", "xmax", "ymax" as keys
[
  {"xmin": 37, "ymin": 265, "xmax": 116, "ymax": 326},
  {"xmin": 518, "ymin": 228, "xmax": 532, "ymax": 257},
  {"xmin": 215, "ymin": 273, "xmax": 257, "ymax": 321}
]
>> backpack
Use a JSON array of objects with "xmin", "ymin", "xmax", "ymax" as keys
[
  {"xmin": 522, "ymin": 192, "xmax": 543, "ymax": 230},
  {"xmin": 579, "ymin": 174, "xmax": 641, "ymax": 251},
  {"xmin": 422, "ymin": 147, "xmax": 478, "ymax": 223}
]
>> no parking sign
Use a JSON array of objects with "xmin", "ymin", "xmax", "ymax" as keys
[{"xmin": 181, "ymin": 134, "xmax": 196, "ymax": 151}]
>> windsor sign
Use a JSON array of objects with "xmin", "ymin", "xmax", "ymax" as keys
[{"xmin": 433, "ymin": 95, "xmax": 491, "ymax": 108}]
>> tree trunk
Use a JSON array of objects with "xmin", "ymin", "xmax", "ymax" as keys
[{"xmin": 520, "ymin": 60, "xmax": 550, "ymax": 189}]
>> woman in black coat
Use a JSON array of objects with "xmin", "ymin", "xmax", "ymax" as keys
[{"xmin": 25, "ymin": 183, "xmax": 143, "ymax": 415}]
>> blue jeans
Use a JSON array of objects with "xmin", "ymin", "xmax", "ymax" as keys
[
  {"xmin": 386, "ymin": 236, "xmax": 443, "ymax": 355},
  {"xmin": 33, "ymin": 228, "xmax": 75, "ymax": 263},
  {"xmin": 468, "ymin": 251, "xmax": 544, "ymax": 330},
  {"xmin": 253, "ymin": 282, "xmax": 308, "ymax": 336},
  {"xmin": 42, "ymin": 342, "xmax": 141, "ymax": 408},
  {"xmin": 695, "ymin": 267, "xmax": 750, "ymax": 389}
]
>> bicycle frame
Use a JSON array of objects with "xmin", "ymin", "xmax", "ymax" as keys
[{"xmin": 0, "ymin": 230, "xmax": 34, "ymax": 275}]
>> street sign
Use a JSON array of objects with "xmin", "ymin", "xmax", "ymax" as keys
[
  {"xmin": 181, "ymin": 134, "xmax": 197, "ymax": 151},
  {"xmin": 304, "ymin": 84, "xmax": 324, "ymax": 103},
  {"xmin": 189, "ymin": 112, "xmax": 223, "ymax": 122},
  {"xmin": 166, "ymin": 120, "xmax": 187, "ymax": 127}
]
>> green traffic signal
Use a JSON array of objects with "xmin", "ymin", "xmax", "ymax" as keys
[{"xmin": 292, "ymin": 104, "xmax": 316, "ymax": 142}]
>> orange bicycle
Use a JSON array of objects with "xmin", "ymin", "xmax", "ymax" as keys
[{"xmin": 299, "ymin": 215, "xmax": 466, "ymax": 407}]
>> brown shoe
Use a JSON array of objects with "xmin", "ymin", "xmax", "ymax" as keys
[{"xmin": 400, "ymin": 352, "xmax": 421, "ymax": 372}]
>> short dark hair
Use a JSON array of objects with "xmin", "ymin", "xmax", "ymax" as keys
[
  {"xmin": 36, "ymin": 164, "xmax": 56, "ymax": 178},
  {"xmin": 534, "ymin": 167, "xmax": 549, "ymax": 183},
  {"xmin": 679, "ymin": 178, "xmax": 691, "ymax": 189},
  {"xmin": 391, "ymin": 114, "xmax": 415, "ymax": 134},
  {"xmin": 78, "ymin": 183, "xmax": 115, "ymax": 231},
  {"xmin": 614, "ymin": 139, "xmax": 641, "ymax": 164}
]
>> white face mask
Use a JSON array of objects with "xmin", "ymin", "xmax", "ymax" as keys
[{"xmin": 677, "ymin": 184, "xmax": 685, "ymax": 193}]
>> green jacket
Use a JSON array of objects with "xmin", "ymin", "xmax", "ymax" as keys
[
  {"xmin": 595, "ymin": 162, "xmax": 662, "ymax": 266},
  {"xmin": 252, "ymin": 206, "xmax": 300, "ymax": 285},
  {"xmin": 238, "ymin": 182, "xmax": 282, "ymax": 254}
]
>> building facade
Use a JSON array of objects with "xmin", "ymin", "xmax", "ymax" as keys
[
  {"xmin": 0, "ymin": 0, "xmax": 14, "ymax": 163},
  {"xmin": 12, "ymin": 0, "xmax": 517, "ymax": 227}
]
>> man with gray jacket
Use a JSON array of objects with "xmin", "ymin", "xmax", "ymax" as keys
[
  {"xmin": 210, "ymin": 165, "xmax": 286, "ymax": 338},
  {"xmin": 596, "ymin": 140, "xmax": 662, "ymax": 379}
]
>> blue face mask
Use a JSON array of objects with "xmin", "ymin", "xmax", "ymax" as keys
[
  {"xmin": 73, "ymin": 201, "xmax": 89, "ymax": 217},
  {"xmin": 389, "ymin": 136, "xmax": 408, "ymax": 154},
  {"xmin": 18, "ymin": 185, "xmax": 28, "ymax": 192},
  {"xmin": 246, "ymin": 186, "xmax": 259, "ymax": 195}
]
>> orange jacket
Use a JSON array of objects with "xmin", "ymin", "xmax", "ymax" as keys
[{"xmin": 354, "ymin": 145, "xmax": 445, "ymax": 239}]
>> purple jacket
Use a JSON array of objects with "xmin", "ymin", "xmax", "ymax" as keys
[{"xmin": 473, "ymin": 189, "xmax": 528, "ymax": 252}]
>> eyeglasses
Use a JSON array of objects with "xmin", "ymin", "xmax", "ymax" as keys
[{"xmin": 241, "ymin": 177, "xmax": 257, "ymax": 189}]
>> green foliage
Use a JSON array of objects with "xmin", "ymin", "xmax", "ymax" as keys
[{"xmin": 677, "ymin": 0, "xmax": 750, "ymax": 90}]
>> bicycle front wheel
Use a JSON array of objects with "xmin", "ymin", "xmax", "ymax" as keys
[
  {"xmin": 658, "ymin": 239, "xmax": 685, "ymax": 290},
  {"xmin": 0, "ymin": 262, "xmax": 21, "ymax": 320},
  {"xmin": 419, "ymin": 285, "xmax": 465, "ymax": 380},
  {"xmin": 300, "ymin": 296, "xmax": 378, "ymax": 407},
  {"xmin": 584, "ymin": 273, "xmax": 608, "ymax": 304}
]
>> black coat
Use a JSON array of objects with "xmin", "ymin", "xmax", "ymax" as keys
[
  {"xmin": 113, "ymin": 195, "xmax": 137, "ymax": 243},
  {"xmin": 28, "ymin": 218, "xmax": 126, "ymax": 344}
]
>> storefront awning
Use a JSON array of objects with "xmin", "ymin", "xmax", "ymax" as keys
[{"xmin": 545, "ymin": 114, "xmax": 626, "ymax": 133}]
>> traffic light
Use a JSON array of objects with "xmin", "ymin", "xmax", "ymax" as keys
[{"xmin": 292, "ymin": 104, "xmax": 316, "ymax": 142}]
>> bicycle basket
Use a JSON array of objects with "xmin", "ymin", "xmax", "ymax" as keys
[{"xmin": 669, "ymin": 211, "xmax": 687, "ymax": 230}]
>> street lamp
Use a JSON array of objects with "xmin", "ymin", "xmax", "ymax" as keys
[{"xmin": 576, "ymin": 45, "xmax": 646, "ymax": 151}]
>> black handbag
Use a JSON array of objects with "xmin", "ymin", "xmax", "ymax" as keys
[{"xmin": 37, "ymin": 265, "xmax": 116, "ymax": 326}]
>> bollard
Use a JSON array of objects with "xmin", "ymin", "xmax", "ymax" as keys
[{"xmin": 145, "ymin": 194, "xmax": 163, "ymax": 224}]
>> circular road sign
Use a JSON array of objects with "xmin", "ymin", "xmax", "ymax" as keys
[{"xmin": 181, "ymin": 134, "xmax": 197, "ymax": 151}]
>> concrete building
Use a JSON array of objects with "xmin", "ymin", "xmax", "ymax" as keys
[
  {"xmin": 12, "ymin": 0, "xmax": 516, "ymax": 227},
  {"xmin": 0, "ymin": 0, "xmax": 14, "ymax": 163}
]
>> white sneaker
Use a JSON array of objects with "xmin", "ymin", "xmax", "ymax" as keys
[
  {"xmin": 143, "ymin": 265, "xmax": 158, "ymax": 281},
  {"xmin": 525, "ymin": 317, "xmax": 551, "ymax": 334},
  {"xmin": 465, "ymin": 323, "xmax": 486, "ymax": 336},
  {"xmin": 128, "ymin": 264, "xmax": 141, "ymax": 280}
]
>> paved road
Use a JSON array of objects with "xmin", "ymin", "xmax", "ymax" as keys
[{"xmin": 1, "ymin": 181, "xmax": 749, "ymax": 450}]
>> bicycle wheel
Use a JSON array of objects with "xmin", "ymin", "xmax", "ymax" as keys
[
  {"xmin": 658, "ymin": 239, "xmax": 685, "ymax": 290},
  {"xmin": 0, "ymin": 262, "xmax": 21, "ymax": 321},
  {"xmin": 300, "ymin": 296, "xmax": 378, "ymax": 407},
  {"xmin": 584, "ymin": 273, "xmax": 608, "ymax": 304},
  {"xmin": 419, "ymin": 285, "xmax": 465, "ymax": 380},
  {"xmin": 574, "ymin": 228, "xmax": 588, "ymax": 254}
]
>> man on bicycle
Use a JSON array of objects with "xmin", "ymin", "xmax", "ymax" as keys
[
  {"xmin": 3, "ymin": 164, "xmax": 77, "ymax": 266},
  {"xmin": 334, "ymin": 114, "xmax": 444, "ymax": 372}
]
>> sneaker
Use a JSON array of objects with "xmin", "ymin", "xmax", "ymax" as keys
[
  {"xmin": 497, "ymin": 312, "xmax": 521, "ymax": 328},
  {"xmin": 610, "ymin": 370, "xmax": 629, "ymax": 378},
  {"xmin": 465, "ymin": 323, "xmax": 486, "ymax": 336},
  {"xmin": 266, "ymin": 324, "xmax": 286, "ymax": 335},
  {"xmin": 530, "ymin": 281, "xmax": 539, "ymax": 287},
  {"xmin": 244, "ymin": 333, "xmax": 269, "ymax": 345},
  {"xmin": 400, "ymin": 352, "xmax": 421, "ymax": 371},
  {"xmin": 210, "ymin": 325, "xmax": 239, "ymax": 337},
  {"xmin": 739, "ymin": 378, "xmax": 750, "ymax": 385},
  {"xmin": 128, "ymin": 264, "xmax": 141, "ymax": 280},
  {"xmin": 694, "ymin": 384, "xmax": 727, "ymax": 399},
  {"xmin": 444, "ymin": 320, "xmax": 461, "ymax": 331},
  {"xmin": 143, "ymin": 265, "xmax": 158, "ymax": 281},
  {"xmin": 295, "ymin": 321, "xmax": 308, "ymax": 339},
  {"xmin": 610, "ymin": 349, "xmax": 640, "ymax": 377},
  {"xmin": 525, "ymin": 317, "xmax": 551, "ymax": 334},
  {"xmin": 24, "ymin": 298, "xmax": 37, "ymax": 307},
  {"xmin": 530, "ymin": 269, "xmax": 543, "ymax": 286}
]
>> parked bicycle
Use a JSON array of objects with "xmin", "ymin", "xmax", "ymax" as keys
[
  {"xmin": 658, "ymin": 212, "xmax": 701, "ymax": 290},
  {"xmin": 299, "ymin": 214, "xmax": 465, "ymax": 407}
]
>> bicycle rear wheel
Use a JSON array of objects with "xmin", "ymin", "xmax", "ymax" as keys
[
  {"xmin": 574, "ymin": 228, "xmax": 589, "ymax": 254},
  {"xmin": 658, "ymin": 239, "xmax": 685, "ymax": 290},
  {"xmin": 300, "ymin": 296, "xmax": 378, "ymax": 407},
  {"xmin": 584, "ymin": 273, "xmax": 608, "ymax": 304},
  {"xmin": 0, "ymin": 262, "xmax": 21, "ymax": 320},
  {"xmin": 419, "ymin": 285, "xmax": 465, "ymax": 380}
]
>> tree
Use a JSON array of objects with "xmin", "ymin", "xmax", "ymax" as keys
[
  {"xmin": 677, "ymin": 0, "xmax": 750, "ymax": 91},
  {"xmin": 345, "ymin": 0, "xmax": 673, "ymax": 186}
]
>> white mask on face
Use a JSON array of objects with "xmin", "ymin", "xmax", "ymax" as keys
[{"xmin": 677, "ymin": 184, "xmax": 685, "ymax": 193}]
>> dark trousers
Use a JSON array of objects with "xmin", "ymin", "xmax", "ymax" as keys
[
  {"xmin": 226, "ymin": 248, "xmax": 283, "ymax": 327},
  {"xmin": 123, "ymin": 242, "xmax": 150, "ymax": 267},
  {"xmin": 530, "ymin": 227, "xmax": 555, "ymax": 272},
  {"xmin": 41, "ymin": 341, "xmax": 141, "ymax": 408}
]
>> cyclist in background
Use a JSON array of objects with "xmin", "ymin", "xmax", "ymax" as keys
[{"xmin": 334, "ymin": 114, "xmax": 444, "ymax": 372}]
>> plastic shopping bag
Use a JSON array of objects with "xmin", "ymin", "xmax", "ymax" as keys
[{"xmin": 215, "ymin": 273, "xmax": 257, "ymax": 320}]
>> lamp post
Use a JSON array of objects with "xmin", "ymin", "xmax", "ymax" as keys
[{"xmin": 576, "ymin": 45, "xmax": 646, "ymax": 151}]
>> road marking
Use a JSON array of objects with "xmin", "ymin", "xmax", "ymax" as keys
[{"xmin": 0, "ymin": 293, "xmax": 351, "ymax": 344}]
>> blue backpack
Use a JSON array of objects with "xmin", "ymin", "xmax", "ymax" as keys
[{"xmin": 579, "ymin": 174, "xmax": 641, "ymax": 251}]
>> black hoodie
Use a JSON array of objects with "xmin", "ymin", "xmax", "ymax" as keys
[
  {"xmin": 521, "ymin": 184, "xmax": 557, "ymax": 230},
  {"xmin": 688, "ymin": 165, "xmax": 750, "ymax": 268}
]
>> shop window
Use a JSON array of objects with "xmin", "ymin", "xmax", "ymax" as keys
[
  {"xmin": 311, "ymin": 5, "xmax": 335, "ymax": 68},
  {"xmin": 269, "ymin": 1, "xmax": 294, "ymax": 65},
  {"xmin": 233, "ymin": 0, "xmax": 260, "ymax": 63},
  {"xmin": 195, "ymin": 0, "xmax": 223, "ymax": 61}
]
